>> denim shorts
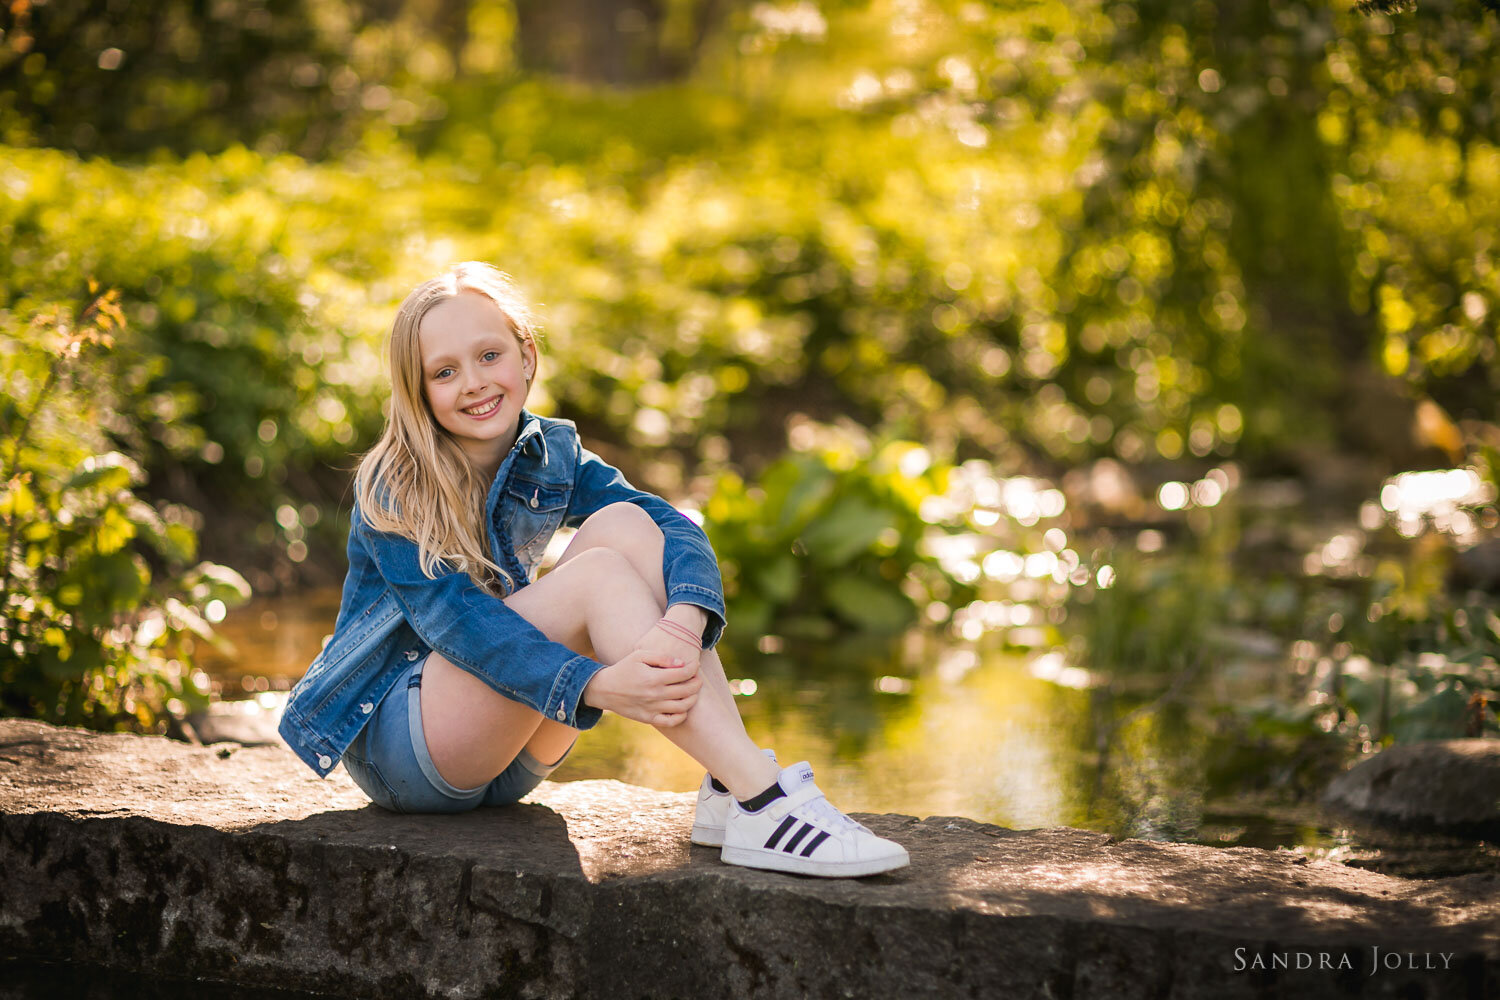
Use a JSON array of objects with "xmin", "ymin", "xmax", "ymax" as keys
[{"xmin": 341, "ymin": 655, "xmax": 572, "ymax": 814}]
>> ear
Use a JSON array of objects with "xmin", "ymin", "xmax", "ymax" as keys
[{"xmin": 521, "ymin": 338, "xmax": 538, "ymax": 379}]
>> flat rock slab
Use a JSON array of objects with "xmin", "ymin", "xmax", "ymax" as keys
[
  {"xmin": 1323, "ymin": 738, "xmax": 1500, "ymax": 838},
  {"xmin": 1, "ymin": 720, "xmax": 1496, "ymax": 999}
]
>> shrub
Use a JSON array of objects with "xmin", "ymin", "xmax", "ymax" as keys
[
  {"xmin": 0, "ymin": 288, "xmax": 248, "ymax": 730},
  {"xmin": 702, "ymin": 435, "xmax": 974, "ymax": 638}
]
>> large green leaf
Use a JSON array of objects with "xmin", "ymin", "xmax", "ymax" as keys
[
  {"xmin": 825, "ymin": 576, "xmax": 915, "ymax": 634},
  {"xmin": 754, "ymin": 554, "xmax": 801, "ymax": 605},
  {"xmin": 800, "ymin": 498, "xmax": 895, "ymax": 568},
  {"xmin": 182, "ymin": 562, "xmax": 252, "ymax": 605},
  {"xmin": 769, "ymin": 459, "xmax": 835, "ymax": 538},
  {"xmin": 1390, "ymin": 686, "xmax": 1471, "ymax": 742}
]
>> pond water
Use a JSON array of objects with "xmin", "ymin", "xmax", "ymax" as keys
[{"xmin": 196, "ymin": 585, "xmax": 1499, "ymax": 879}]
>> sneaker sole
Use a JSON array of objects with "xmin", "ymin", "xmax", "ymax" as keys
[
  {"xmin": 721, "ymin": 843, "xmax": 910, "ymax": 878},
  {"xmin": 690, "ymin": 823, "xmax": 725, "ymax": 847}
]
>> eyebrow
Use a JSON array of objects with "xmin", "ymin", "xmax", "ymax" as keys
[{"xmin": 421, "ymin": 335, "xmax": 511, "ymax": 373}]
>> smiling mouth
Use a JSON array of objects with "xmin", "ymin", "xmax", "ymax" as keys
[{"xmin": 462, "ymin": 397, "xmax": 501, "ymax": 416}]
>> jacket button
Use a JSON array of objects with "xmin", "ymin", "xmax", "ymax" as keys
[
  {"xmin": 405, "ymin": 650, "xmax": 419, "ymax": 661},
  {"xmin": 555, "ymin": 708, "xmax": 566, "ymax": 721},
  {"xmin": 318, "ymin": 755, "xmax": 333, "ymax": 769},
  {"xmin": 361, "ymin": 703, "xmax": 374, "ymax": 714}
]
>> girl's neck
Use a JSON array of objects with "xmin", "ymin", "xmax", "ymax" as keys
[{"xmin": 465, "ymin": 426, "xmax": 519, "ymax": 481}]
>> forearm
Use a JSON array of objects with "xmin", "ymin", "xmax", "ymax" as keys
[{"xmin": 663, "ymin": 602, "xmax": 709, "ymax": 635}]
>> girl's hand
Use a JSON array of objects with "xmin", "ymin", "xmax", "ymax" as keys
[
  {"xmin": 633, "ymin": 617, "xmax": 704, "ymax": 681},
  {"xmin": 582, "ymin": 648, "xmax": 702, "ymax": 727}
]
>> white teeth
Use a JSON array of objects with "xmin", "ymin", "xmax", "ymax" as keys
[{"xmin": 463, "ymin": 398, "xmax": 500, "ymax": 416}]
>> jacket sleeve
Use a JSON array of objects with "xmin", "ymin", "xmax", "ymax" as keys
[
  {"xmin": 352, "ymin": 500, "xmax": 608, "ymax": 729},
  {"xmin": 565, "ymin": 441, "xmax": 728, "ymax": 648}
]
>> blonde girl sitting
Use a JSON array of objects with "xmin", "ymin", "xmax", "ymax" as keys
[{"xmin": 278, "ymin": 262, "xmax": 909, "ymax": 877}]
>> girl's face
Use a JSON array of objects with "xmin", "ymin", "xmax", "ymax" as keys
[{"xmin": 417, "ymin": 291, "xmax": 535, "ymax": 473}]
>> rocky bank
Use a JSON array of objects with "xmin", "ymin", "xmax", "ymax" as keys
[{"xmin": 1, "ymin": 720, "xmax": 1496, "ymax": 999}]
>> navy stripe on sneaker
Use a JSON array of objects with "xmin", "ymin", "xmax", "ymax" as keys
[
  {"xmin": 799, "ymin": 831, "xmax": 830, "ymax": 857},
  {"xmin": 763, "ymin": 816, "xmax": 798, "ymax": 850},
  {"xmin": 783, "ymin": 822, "xmax": 815, "ymax": 854}
]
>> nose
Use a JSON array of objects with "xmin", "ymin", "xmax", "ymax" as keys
[{"xmin": 460, "ymin": 365, "xmax": 488, "ymax": 395}]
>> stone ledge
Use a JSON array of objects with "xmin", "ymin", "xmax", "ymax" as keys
[{"xmin": 1, "ymin": 719, "xmax": 1496, "ymax": 999}]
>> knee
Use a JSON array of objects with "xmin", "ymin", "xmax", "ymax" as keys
[{"xmin": 581, "ymin": 502, "xmax": 663, "ymax": 554}]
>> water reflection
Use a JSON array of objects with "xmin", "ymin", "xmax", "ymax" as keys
[
  {"xmin": 200, "ymin": 588, "xmax": 1337, "ymax": 855},
  {"xmin": 513, "ymin": 635, "xmax": 1088, "ymax": 830},
  {"xmin": 195, "ymin": 588, "xmax": 342, "ymax": 687}
]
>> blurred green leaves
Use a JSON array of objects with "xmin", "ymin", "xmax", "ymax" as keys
[
  {"xmin": 704, "ymin": 438, "xmax": 975, "ymax": 638},
  {"xmin": 1, "ymin": 289, "xmax": 248, "ymax": 730},
  {"xmin": 4, "ymin": 0, "xmax": 1497, "ymax": 516}
]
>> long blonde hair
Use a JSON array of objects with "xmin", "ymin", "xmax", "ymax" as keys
[{"xmin": 353, "ymin": 262, "xmax": 540, "ymax": 594}]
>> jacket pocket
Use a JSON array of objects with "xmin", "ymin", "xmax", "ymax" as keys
[{"xmin": 503, "ymin": 479, "xmax": 569, "ymax": 556}]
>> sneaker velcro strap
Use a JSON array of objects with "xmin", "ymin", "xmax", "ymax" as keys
[{"xmin": 770, "ymin": 784, "xmax": 828, "ymax": 819}]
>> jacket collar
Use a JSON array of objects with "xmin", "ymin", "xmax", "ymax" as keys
[
  {"xmin": 513, "ymin": 409, "xmax": 549, "ymax": 467},
  {"xmin": 484, "ymin": 409, "xmax": 551, "ymax": 511}
]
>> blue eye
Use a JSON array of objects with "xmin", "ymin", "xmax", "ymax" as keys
[
  {"xmin": 434, "ymin": 367, "xmax": 454, "ymax": 379},
  {"xmin": 482, "ymin": 351, "xmax": 500, "ymax": 361}
]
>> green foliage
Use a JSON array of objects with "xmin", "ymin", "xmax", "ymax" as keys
[
  {"xmin": 4, "ymin": 0, "xmax": 1498, "ymax": 564},
  {"xmin": 0, "ymin": 145, "xmax": 406, "ymax": 584},
  {"xmin": 0, "ymin": 289, "xmax": 249, "ymax": 730},
  {"xmin": 702, "ymin": 438, "xmax": 974, "ymax": 637},
  {"xmin": 0, "ymin": 0, "xmax": 469, "ymax": 159},
  {"xmin": 1063, "ymin": 550, "xmax": 1233, "ymax": 679},
  {"xmin": 0, "ymin": 1, "xmax": 1497, "ymax": 696},
  {"xmin": 1063, "ymin": 489, "xmax": 1499, "ymax": 803},
  {"xmin": 1326, "ymin": 576, "xmax": 1500, "ymax": 743},
  {"xmin": 1201, "ymin": 695, "xmax": 1349, "ymax": 798}
]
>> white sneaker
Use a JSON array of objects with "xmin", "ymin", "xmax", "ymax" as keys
[
  {"xmin": 691, "ymin": 748, "xmax": 778, "ymax": 847},
  {"xmin": 720, "ymin": 761, "xmax": 910, "ymax": 877}
]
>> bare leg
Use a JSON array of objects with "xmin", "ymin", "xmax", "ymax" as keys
[
  {"xmin": 553, "ymin": 504, "xmax": 741, "ymax": 722},
  {"xmin": 552, "ymin": 503, "xmax": 780, "ymax": 797},
  {"xmin": 423, "ymin": 504, "xmax": 780, "ymax": 797},
  {"xmin": 421, "ymin": 546, "xmax": 661, "ymax": 789}
]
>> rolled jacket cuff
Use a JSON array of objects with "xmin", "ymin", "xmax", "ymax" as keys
[
  {"xmin": 667, "ymin": 585, "xmax": 727, "ymax": 649},
  {"xmin": 545, "ymin": 653, "xmax": 608, "ymax": 729}
]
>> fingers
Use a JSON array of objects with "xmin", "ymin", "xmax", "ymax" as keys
[
  {"xmin": 647, "ymin": 661, "xmax": 700, "ymax": 684},
  {"xmin": 650, "ymin": 699, "xmax": 697, "ymax": 727},
  {"xmin": 599, "ymin": 647, "xmax": 701, "ymax": 727},
  {"xmin": 642, "ymin": 688, "xmax": 700, "ymax": 727},
  {"xmin": 634, "ymin": 647, "xmax": 682, "ymax": 668},
  {"xmin": 636, "ymin": 633, "xmax": 702, "ymax": 667}
]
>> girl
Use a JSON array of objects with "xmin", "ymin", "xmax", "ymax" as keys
[{"xmin": 278, "ymin": 262, "xmax": 908, "ymax": 877}]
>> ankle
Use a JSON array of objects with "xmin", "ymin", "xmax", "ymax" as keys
[
  {"xmin": 719, "ymin": 756, "xmax": 784, "ymax": 800},
  {"xmin": 736, "ymin": 780, "xmax": 787, "ymax": 812}
]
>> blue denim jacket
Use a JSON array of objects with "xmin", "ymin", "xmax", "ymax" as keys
[{"xmin": 278, "ymin": 410, "xmax": 727, "ymax": 778}]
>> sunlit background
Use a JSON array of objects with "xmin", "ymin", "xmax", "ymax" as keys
[{"xmin": 2, "ymin": 0, "xmax": 1498, "ymax": 874}]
